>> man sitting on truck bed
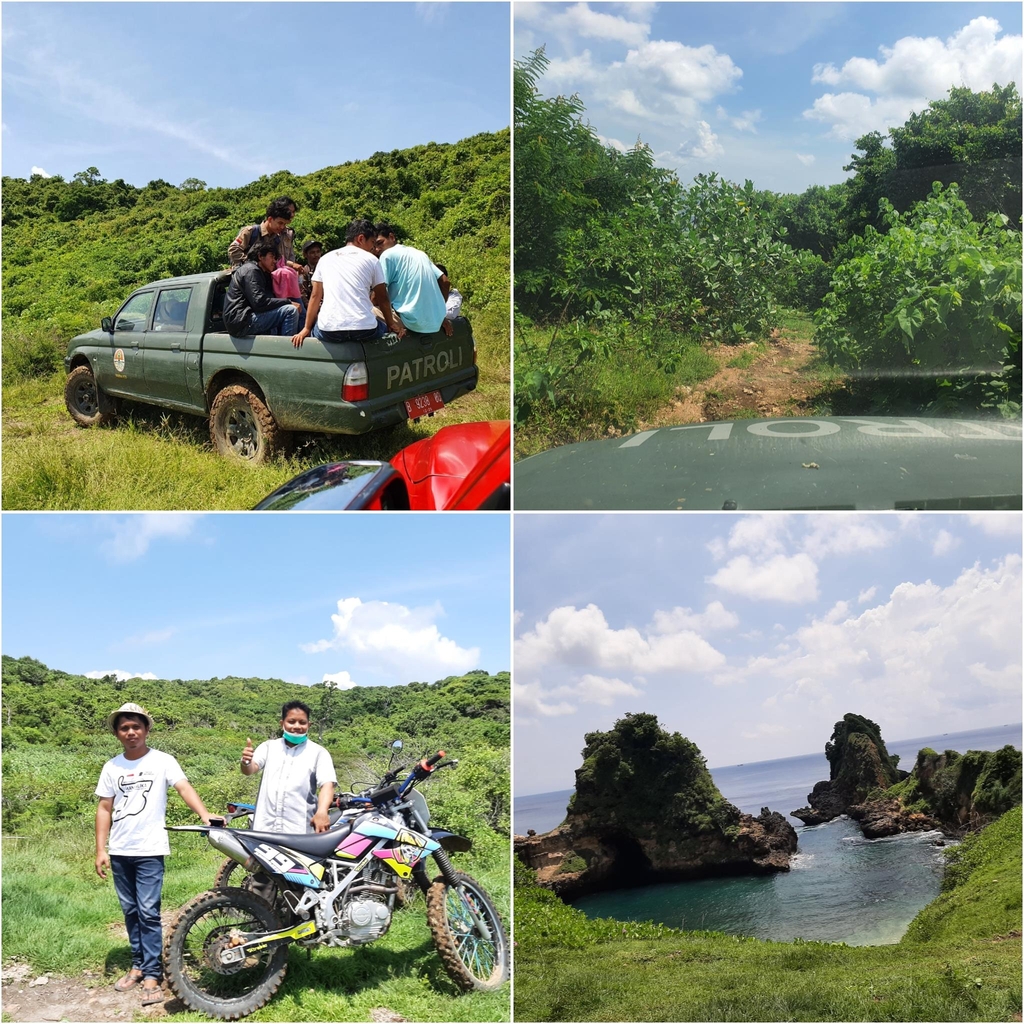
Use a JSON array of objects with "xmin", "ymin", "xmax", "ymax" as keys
[
  {"xmin": 227, "ymin": 199, "xmax": 292, "ymax": 267},
  {"xmin": 374, "ymin": 223, "xmax": 453, "ymax": 337},
  {"xmin": 223, "ymin": 242, "xmax": 303, "ymax": 337},
  {"xmin": 291, "ymin": 218, "xmax": 402, "ymax": 348}
]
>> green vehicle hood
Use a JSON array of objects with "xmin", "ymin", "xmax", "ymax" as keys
[{"xmin": 514, "ymin": 417, "xmax": 1022, "ymax": 510}]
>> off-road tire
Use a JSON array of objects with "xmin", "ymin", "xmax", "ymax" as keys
[
  {"xmin": 162, "ymin": 887, "xmax": 288, "ymax": 1020},
  {"xmin": 65, "ymin": 365, "xmax": 116, "ymax": 427},
  {"xmin": 426, "ymin": 871, "xmax": 508, "ymax": 992},
  {"xmin": 208, "ymin": 383, "xmax": 287, "ymax": 464},
  {"xmin": 214, "ymin": 857, "xmax": 246, "ymax": 890}
]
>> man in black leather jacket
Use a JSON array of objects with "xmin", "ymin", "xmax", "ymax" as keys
[{"xmin": 222, "ymin": 243, "xmax": 303, "ymax": 337}]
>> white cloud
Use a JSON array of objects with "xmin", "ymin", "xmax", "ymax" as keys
[
  {"xmin": 514, "ymin": 680, "xmax": 576, "ymax": 719},
  {"xmin": 968, "ymin": 514, "xmax": 1021, "ymax": 538},
  {"xmin": 98, "ymin": 513, "xmax": 200, "ymax": 563},
  {"xmin": 573, "ymin": 674, "xmax": 643, "ymax": 705},
  {"xmin": 795, "ymin": 153, "xmax": 815, "ymax": 166},
  {"xmin": 804, "ymin": 17, "xmax": 1022, "ymax": 140},
  {"xmin": 678, "ymin": 120, "xmax": 723, "ymax": 160},
  {"xmin": 650, "ymin": 601, "xmax": 739, "ymax": 633},
  {"xmin": 85, "ymin": 669, "xmax": 158, "ymax": 682},
  {"xmin": 708, "ymin": 553, "xmax": 819, "ymax": 603},
  {"xmin": 802, "ymin": 516, "xmax": 895, "ymax": 557},
  {"xmin": 303, "ymin": 597, "xmax": 479, "ymax": 678},
  {"xmin": 858, "ymin": 586, "xmax": 878, "ymax": 604},
  {"xmin": 322, "ymin": 671, "xmax": 358, "ymax": 690},
  {"xmin": 933, "ymin": 529, "xmax": 960, "ymax": 556},
  {"xmin": 30, "ymin": 165, "xmax": 51, "ymax": 177},
  {"xmin": 717, "ymin": 106, "xmax": 762, "ymax": 132},
  {"xmin": 534, "ymin": 20, "xmax": 742, "ymax": 132},
  {"xmin": 515, "ymin": 603, "xmax": 726, "ymax": 677},
  {"xmin": 732, "ymin": 555, "xmax": 1022, "ymax": 722},
  {"xmin": 597, "ymin": 133, "xmax": 630, "ymax": 153}
]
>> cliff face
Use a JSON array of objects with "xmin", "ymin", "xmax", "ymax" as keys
[
  {"xmin": 792, "ymin": 714, "xmax": 908, "ymax": 826},
  {"xmin": 514, "ymin": 714, "xmax": 797, "ymax": 897},
  {"xmin": 792, "ymin": 713, "xmax": 1021, "ymax": 837}
]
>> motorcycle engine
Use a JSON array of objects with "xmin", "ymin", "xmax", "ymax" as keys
[{"xmin": 338, "ymin": 895, "xmax": 392, "ymax": 945}]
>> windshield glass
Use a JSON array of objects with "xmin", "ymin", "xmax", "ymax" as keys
[{"xmin": 513, "ymin": 2, "xmax": 1022, "ymax": 506}]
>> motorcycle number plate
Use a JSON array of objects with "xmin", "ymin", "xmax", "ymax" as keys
[{"xmin": 405, "ymin": 391, "xmax": 444, "ymax": 418}]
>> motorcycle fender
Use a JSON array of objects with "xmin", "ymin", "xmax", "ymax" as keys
[{"xmin": 431, "ymin": 829, "xmax": 473, "ymax": 853}]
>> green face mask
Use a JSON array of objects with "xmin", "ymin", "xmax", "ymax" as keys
[{"xmin": 283, "ymin": 730, "xmax": 308, "ymax": 746}]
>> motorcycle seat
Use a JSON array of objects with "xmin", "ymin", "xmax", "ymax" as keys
[{"xmin": 240, "ymin": 822, "xmax": 355, "ymax": 859}]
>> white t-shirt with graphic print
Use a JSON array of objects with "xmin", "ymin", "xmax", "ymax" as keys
[{"xmin": 95, "ymin": 748, "xmax": 186, "ymax": 856}]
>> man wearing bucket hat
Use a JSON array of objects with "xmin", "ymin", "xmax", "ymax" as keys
[{"xmin": 95, "ymin": 702, "xmax": 212, "ymax": 1006}]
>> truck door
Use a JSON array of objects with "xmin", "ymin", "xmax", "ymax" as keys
[
  {"xmin": 100, "ymin": 290, "xmax": 154, "ymax": 398},
  {"xmin": 142, "ymin": 286, "xmax": 195, "ymax": 407}
]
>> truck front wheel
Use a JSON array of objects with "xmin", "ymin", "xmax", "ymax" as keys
[
  {"xmin": 209, "ymin": 384, "xmax": 288, "ymax": 464},
  {"xmin": 65, "ymin": 365, "xmax": 116, "ymax": 427}
]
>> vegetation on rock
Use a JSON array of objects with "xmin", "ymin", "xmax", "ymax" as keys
[{"xmin": 570, "ymin": 712, "xmax": 739, "ymax": 839}]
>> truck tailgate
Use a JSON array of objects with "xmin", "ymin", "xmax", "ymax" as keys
[{"xmin": 365, "ymin": 318, "xmax": 476, "ymax": 404}]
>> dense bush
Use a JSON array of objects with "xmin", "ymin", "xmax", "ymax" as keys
[
  {"xmin": 1, "ymin": 655, "xmax": 510, "ymax": 852},
  {"xmin": 2, "ymin": 131, "xmax": 509, "ymax": 385},
  {"xmin": 815, "ymin": 184, "xmax": 1022, "ymax": 415}
]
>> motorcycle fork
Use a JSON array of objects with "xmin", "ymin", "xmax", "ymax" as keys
[{"xmin": 431, "ymin": 849, "xmax": 493, "ymax": 942}]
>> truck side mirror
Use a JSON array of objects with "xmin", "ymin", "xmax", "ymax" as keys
[{"xmin": 101, "ymin": 317, "xmax": 113, "ymax": 333}]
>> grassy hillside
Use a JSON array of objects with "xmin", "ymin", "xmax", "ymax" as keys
[
  {"xmin": 1, "ymin": 131, "xmax": 510, "ymax": 509},
  {"xmin": 514, "ymin": 808, "xmax": 1022, "ymax": 1022},
  {"xmin": 1, "ymin": 657, "xmax": 510, "ymax": 1020}
]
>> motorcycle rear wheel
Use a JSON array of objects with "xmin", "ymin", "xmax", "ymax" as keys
[
  {"xmin": 163, "ymin": 887, "xmax": 289, "ymax": 1020},
  {"xmin": 426, "ymin": 871, "xmax": 508, "ymax": 992}
]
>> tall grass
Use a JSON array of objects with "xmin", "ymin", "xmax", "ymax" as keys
[
  {"xmin": 514, "ymin": 321, "xmax": 718, "ymax": 458},
  {"xmin": 2, "ymin": 319, "xmax": 508, "ymax": 510},
  {"xmin": 2, "ymin": 830, "xmax": 509, "ymax": 1022}
]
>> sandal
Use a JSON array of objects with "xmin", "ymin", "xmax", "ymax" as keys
[
  {"xmin": 114, "ymin": 971, "xmax": 143, "ymax": 992},
  {"xmin": 141, "ymin": 982, "xmax": 164, "ymax": 1006}
]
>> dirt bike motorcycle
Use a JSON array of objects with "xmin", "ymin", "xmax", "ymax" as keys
[{"xmin": 163, "ymin": 747, "xmax": 507, "ymax": 1020}]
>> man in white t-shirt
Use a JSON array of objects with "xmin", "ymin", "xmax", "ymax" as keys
[
  {"xmin": 239, "ymin": 700, "xmax": 337, "ymax": 834},
  {"xmin": 291, "ymin": 219, "xmax": 402, "ymax": 348},
  {"xmin": 95, "ymin": 702, "xmax": 212, "ymax": 1005}
]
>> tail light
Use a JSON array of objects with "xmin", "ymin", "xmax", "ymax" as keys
[
  {"xmin": 342, "ymin": 362, "xmax": 369, "ymax": 402},
  {"xmin": 472, "ymin": 336, "xmax": 477, "ymax": 365}
]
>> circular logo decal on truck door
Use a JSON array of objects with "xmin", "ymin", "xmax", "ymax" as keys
[{"xmin": 113, "ymin": 349, "xmax": 126, "ymax": 372}]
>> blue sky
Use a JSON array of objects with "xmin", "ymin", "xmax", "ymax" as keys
[
  {"xmin": 2, "ymin": 513, "xmax": 510, "ymax": 687},
  {"xmin": 515, "ymin": 2, "xmax": 1022, "ymax": 193},
  {"xmin": 514, "ymin": 513, "xmax": 1022, "ymax": 796},
  {"xmin": 2, "ymin": 2, "xmax": 511, "ymax": 187}
]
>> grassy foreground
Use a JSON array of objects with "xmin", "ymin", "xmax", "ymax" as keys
[
  {"xmin": 514, "ymin": 807, "xmax": 1022, "ymax": 1022},
  {"xmin": 1, "ymin": 330, "xmax": 508, "ymax": 510},
  {"xmin": 2, "ymin": 830, "xmax": 509, "ymax": 1022}
]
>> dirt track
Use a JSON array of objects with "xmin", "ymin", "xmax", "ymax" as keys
[{"xmin": 640, "ymin": 317, "xmax": 830, "ymax": 430}]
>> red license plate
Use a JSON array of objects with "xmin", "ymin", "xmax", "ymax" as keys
[{"xmin": 405, "ymin": 391, "xmax": 445, "ymax": 418}]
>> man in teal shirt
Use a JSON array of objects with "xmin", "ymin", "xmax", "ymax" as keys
[{"xmin": 374, "ymin": 224, "xmax": 453, "ymax": 336}]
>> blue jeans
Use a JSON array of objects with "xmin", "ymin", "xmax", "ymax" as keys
[
  {"xmin": 313, "ymin": 318, "xmax": 387, "ymax": 343},
  {"xmin": 110, "ymin": 855, "xmax": 165, "ymax": 980},
  {"xmin": 248, "ymin": 303, "xmax": 302, "ymax": 336}
]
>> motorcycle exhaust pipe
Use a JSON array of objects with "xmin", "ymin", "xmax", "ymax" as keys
[{"xmin": 207, "ymin": 827, "xmax": 254, "ymax": 868}]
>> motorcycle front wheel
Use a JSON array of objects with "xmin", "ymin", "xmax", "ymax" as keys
[
  {"xmin": 163, "ymin": 887, "xmax": 289, "ymax": 1020},
  {"xmin": 426, "ymin": 871, "xmax": 508, "ymax": 992}
]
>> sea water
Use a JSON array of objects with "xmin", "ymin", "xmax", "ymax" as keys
[{"xmin": 514, "ymin": 723, "xmax": 1021, "ymax": 945}]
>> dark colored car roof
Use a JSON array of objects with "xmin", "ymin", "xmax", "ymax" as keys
[{"xmin": 514, "ymin": 416, "xmax": 1023, "ymax": 510}]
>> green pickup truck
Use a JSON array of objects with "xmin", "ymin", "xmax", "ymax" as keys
[{"xmin": 63, "ymin": 270, "xmax": 479, "ymax": 462}]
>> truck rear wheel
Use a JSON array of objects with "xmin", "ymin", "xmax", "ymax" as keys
[
  {"xmin": 65, "ymin": 365, "xmax": 116, "ymax": 427},
  {"xmin": 209, "ymin": 384, "xmax": 288, "ymax": 464}
]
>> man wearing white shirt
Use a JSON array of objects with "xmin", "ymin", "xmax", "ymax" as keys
[
  {"xmin": 291, "ymin": 219, "xmax": 402, "ymax": 347},
  {"xmin": 95, "ymin": 702, "xmax": 212, "ymax": 1005},
  {"xmin": 239, "ymin": 700, "xmax": 337, "ymax": 834}
]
